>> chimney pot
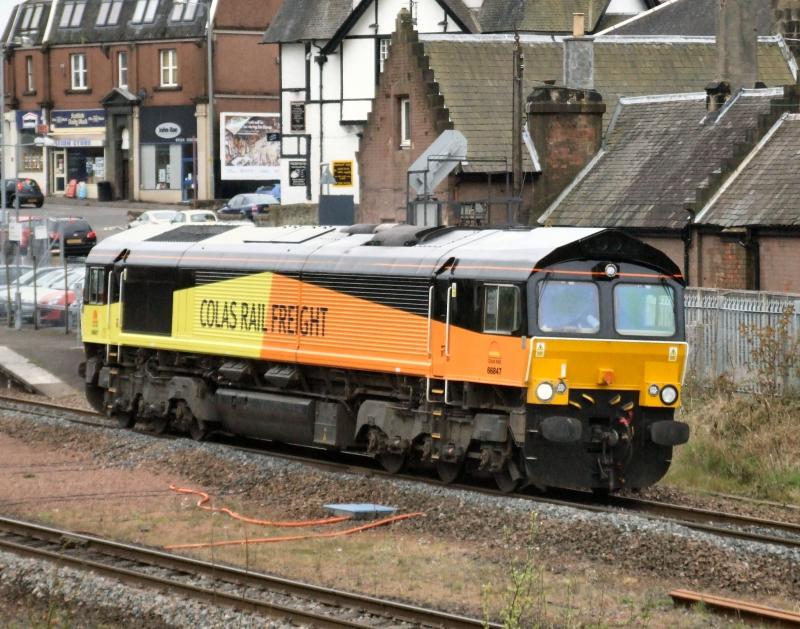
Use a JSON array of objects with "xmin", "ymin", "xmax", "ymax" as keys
[{"xmin": 573, "ymin": 13, "xmax": 586, "ymax": 37}]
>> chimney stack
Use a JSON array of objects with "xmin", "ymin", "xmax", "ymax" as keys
[
  {"xmin": 717, "ymin": 0, "xmax": 758, "ymax": 93},
  {"xmin": 773, "ymin": 0, "xmax": 800, "ymax": 57},
  {"xmin": 564, "ymin": 15, "xmax": 593, "ymax": 90},
  {"xmin": 573, "ymin": 12, "xmax": 586, "ymax": 37}
]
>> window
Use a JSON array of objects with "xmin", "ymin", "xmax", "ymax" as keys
[
  {"xmin": 96, "ymin": 0, "xmax": 124, "ymax": 26},
  {"xmin": 132, "ymin": 0, "xmax": 160, "ymax": 24},
  {"xmin": 70, "ymin": 53, "xmax": 88, "ymax": 90},
  {"xmin": 25, "ymin": 56, "xmax": 34, "ymax": 92},
  {"xmin": 377, "ymin": 37, "xmax": 390, "ymax": 74},
  {"xmin": 59, "ymin": 2, "xmax": 85, "ymax": 28},
  {"xmin": 170, "ymin": 0, "xmax": 199, "ymax": 21},
  {"xmin": 21, "ymin": 6, "xmax": 34, "ymax": 29},
  {"xmin": 614, "ymin": 284, "xmax": 676, "ymax": 337},
  {"xmin": 160, "ymin": 49, "xmax": 178, "ymax": 87},
  {"xmin": 399, "ymin": 97, "xmax": 411, "ymax": 147},
  {"xmin": 117, "ymin": 51, "xmax": 128, "ymax": 89},
  {"xmin": 484, "ymin": 284, "xmax": 522, "ymax": 335},
  {"xmin": 85, "ymin": 268, "xmax": 107, "ymax": 305},
  {"xmin": 538, "ymin": 281, "xmax": 600, "ymax": 334}
]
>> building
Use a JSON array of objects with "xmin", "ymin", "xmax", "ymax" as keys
[
  {"xmin": 356, "ymin": 10, "xmax": 795, "ymax": 224},
  {"xmin": 262, "ymin": 0, "xmax": 654, "ymax": 209},
  {"xmin": 2, "ymin": 0, "xmax": 281, "ymax": 202}
]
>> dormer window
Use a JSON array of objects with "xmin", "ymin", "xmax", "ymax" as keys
[
  {"xmin": 59, "ymin": 2, "xmax": 86, "ymax": 28},
  {"xmin": 170, "ymin": 0, "xmax": 199, "ymax": 22},
  {"xmin": 96, "ymin": 0, "xmax": 124, "ymax": 26},
  {"xmin": 20, "ymin": 4, "xmax": 44, "ymax": 31},
  {"xmin": 132, "ymin": 0, "xmax": 160, "ymax": 24}
]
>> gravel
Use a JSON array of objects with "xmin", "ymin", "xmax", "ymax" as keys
[{"xmin": 0, "ymin": 405, "xmax": 798, "ymax": 624}]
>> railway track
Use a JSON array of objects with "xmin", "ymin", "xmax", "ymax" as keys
[
  {"xmin": 1, "ymin": 394, "xmax": 799, "ymax": 552},
  {"xmin": 0, "ymin": 515, "xmax": 494, "ymax": 629}
]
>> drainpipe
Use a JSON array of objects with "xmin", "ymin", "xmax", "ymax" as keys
[
  {"xmin": 206, "ymin": 0, "xmax": 215, "ymax": 201},
  {"xmin": 313, "ymin": 43, "xmax": 327, "ymax": 201},
  {"xmin": 743, "ymin": 227, "xmax": 760, "ymax": 290},
  {"xmin": 683, "ymin": 206, "xmax": 695, "ymax": 285}
]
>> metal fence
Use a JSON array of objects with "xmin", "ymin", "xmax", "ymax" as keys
[{"xmin": 685, "ymin": 288, "xmax": 800, "ymax": 393}]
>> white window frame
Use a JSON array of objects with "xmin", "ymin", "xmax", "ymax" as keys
[
  {"xmin": 25, "ymin": 56, "xmax": 34, "ymax": 92},
  {"xmin": 60, "ymin": 2, "xmax": 85, "ymax": 28},
  {"xmin": 170, "ymin": 0, "xmax": 198, "ymax": 21},
  {"xmin": 70, "ymin": 53, "xmax": 87, "ymax": 90},
  {"xmin": 133, "ymin": 0, "xmax": 159, "ymax": 24},
  {"xmin": 21, "ymin": 7, "xmax": 33, "ymax": 29},
  {"xmin": 160, "ymin": 48, "xmax": 178, "ymax": 87},
  {"xmin": 400, "ymin": 97, "xmax": 411, "ymax": 148},
  {"xmin": 117, "ymin": 51, "xmax": 128, "ymax": 89},
  {"xmin": 97, "ymin": 0, "xmax": 123, "ymax": 26},
  {"xmin": 378, "ymin": 37, "xmax": 390, "ymax": 74}
]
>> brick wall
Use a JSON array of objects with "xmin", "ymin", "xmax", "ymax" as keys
[
  {"xmin": 641, "ymin": 235, "xmax": 685, "ymax": 276},
  {"xmin": 357, "ymin": 12, "xmax": 450, "ymax": 224},
  {"xmin": 758, "ymin": 235, "xmax": 800, "ymax": 293},
  {"xmin": 697, "ymin": 232, "xmax": 750, "ymax": 289}
]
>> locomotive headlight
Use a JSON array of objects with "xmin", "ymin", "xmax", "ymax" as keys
[
  {"xmin": 536, "ymin": 382, "xmax": 555, "ymax": 401},
  {"xmin": 648, "ymin": 384, "xmax": 660, "ymax": 397},
  {"xmin": 604, "ymin": 263, "xmax": 618, "ymax": 278},
  {"xmin": 660, "ymin": 385, "xmax": 678, "ymax": 405}
]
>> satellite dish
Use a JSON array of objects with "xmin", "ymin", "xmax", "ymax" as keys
[{"xmin": 408, "ymin": 130, "xmax": 467, "ymax": 196}]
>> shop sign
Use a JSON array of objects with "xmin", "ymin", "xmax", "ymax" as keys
[
  {"xmin": 220, "ymin": 112, "xmax": 280, "ymax": 181},
  {"xmin": 290, "ymin": 102, "xmax": 305, "ymax": 132},
  {"xmin": 17, "ymin": 110, "xmax": 42, "ymax": 130},
  {"xmin": 52, "ymin": 136, "xmax": 105, "ymax": 148},
  {"xmin": 289, "ymin": 161, "xmax": 307, "ymax": 187},
  {"xmin": 51, "ymin": 109, "xmax": 105, "ymax": 130},
  {"xmin": 140, "ymin": 106, "xmax": 197, "ymax": 144},
  {"xmin": 332, "ymin": 160, "xmax": 353, "ymax": 187}
]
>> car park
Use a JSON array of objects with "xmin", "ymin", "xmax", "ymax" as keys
[
  {"xmin": 217, "ymin": 193, "xmax": 277, "ymax": 220},
  {"xmin": 48, "ymin": 217, "xmax": 97, "ymax": 257},
  {"xmin": 20, "ymin": 266, "xmax": 84, "ymax": 324},
  {"xmin": 3, "ymin": 178, "xmax": 44, "ymax": 208},
  {"xmin": 128, "ymin": 210, "xmax": 182, "ymax": 229}
]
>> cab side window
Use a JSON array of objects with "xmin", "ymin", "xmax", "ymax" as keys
[
  {"xmin": 85, "ymin": 267, "xmax": 106, "ymax": 304},
  {"xmin": 484, "ymin": 284, "xmax": 521, "ymax": 334}
]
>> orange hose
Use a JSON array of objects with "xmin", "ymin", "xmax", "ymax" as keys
[
  {"xmin": 164, "ymin": 511, "xmax": 425, "ymax": 550},
  {"xmin": 169, "ymin": 484, "xmax": 350, "ymax": 527}
]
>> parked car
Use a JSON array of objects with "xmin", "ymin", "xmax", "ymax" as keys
[
  {"xmin": 128, "ymin": 210, "xmax": 182, "ymax": 229},
  {"xmin": 255, "ymin": 182, "xmax": 281, "ymax": 201},
  {"xmin": 0, "ymin": 266, "xmax": 59, "ymax": 318},
  {"xmin": 0, "ymin": 264, "xmax": 33, "ymax": 285},
  {"xmin": 217, "ymin": 193, "xmax": 277, "ymax": 220},
  {"xmin": 36, "ymin": 269, "xmax": 86, "ymax": 326},
  {"xmin": 20, "ymin": 266, "xmax": 84, "ymax": 323},
  {"xmin": 3, "ymin": 178, "xmax": 44, "ymax": 208},
  {"xmin": 48, "ymin": 217, "xmax": 97, "ymax": 257},
  {"xmin": 170, "ymin": 210, "xmax": 218, "ymax": 223}
]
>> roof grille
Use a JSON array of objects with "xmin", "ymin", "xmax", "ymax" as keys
[{"xmin": 146, "ymin": 224, "xmax": 237, "ymax": 243}]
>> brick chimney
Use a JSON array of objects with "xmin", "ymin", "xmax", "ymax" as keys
[
  {"xmin": 718, "ymin": 0, "xmax": 758, "ymax": 93},
  {"xmin": 527, "ymin": 86, "xmax": 605, "ymax": 218}
]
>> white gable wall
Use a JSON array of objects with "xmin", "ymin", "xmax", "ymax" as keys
[
  {"xmin": 277, "ymin": 0, "xmax": 467, "ymax": 206},
  {"xmin": 607, "ymin": 0, "xmax": 648, "ymax": 13}
]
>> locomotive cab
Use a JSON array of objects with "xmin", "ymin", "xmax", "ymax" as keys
[{"xmin": 522, "ymin": 233, "xmax": 688, "ymax": 491}]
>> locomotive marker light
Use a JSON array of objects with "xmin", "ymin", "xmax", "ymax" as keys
[
  {"xmin": 648, "ymin": 384, "xmax": 660, "ymax": 397},
  {"xmin": 660, "ymin": 385, "xmax": 679, "ymax": 405},
  {"xmin": 604, "ymin": 263, "xmax": 618, "ymax": 278},
  {"xmin": 536, "ymin": 381, "xmax": 555, "ymax": 401},
  {"xmin": 555, "ymin": 380, "xmax": 567, "ymax": 395}
]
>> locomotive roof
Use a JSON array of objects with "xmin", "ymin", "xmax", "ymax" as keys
[{"xmin": 88, "ymin": 224, "xmax": 682, "ymax": 282}]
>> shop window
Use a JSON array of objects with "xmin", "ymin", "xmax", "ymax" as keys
[
  {"xmin": 96, "ymin": 0, "xmax": 123, "ymax": 26},
  {"xmin": 25, "ymin": 56, "xmax": 34, "ymax": 93},
  {"xmin": 67, "ymin": 148, "xmax": 105, "ymax": 183},
  {"xmin": 59, "ymin": 2, "xmax": 86, "ymax": 28},
  {"xmin": 117, "ymin": 51, "xmax": 128, "ymax": 89},
  {"xmin": 484, "ymin": 284, "xmax": 522, "ymax": 335},
  {"xmin": 160, "ymin": 49, "xmax": 178, "ymax": 87},
  {"xmin": 70, "ymin": 53, "xmax": 87, "ymax": 90},
  {"xmin": 399, "ymin": 97, "xmax": 411, "ymax": 148},
  {"xmin": 140, "ymin": 144, "xmax": 183, "ymax": 190},
  {"xmin": 19, "ymin": 130, "xmax": 43, "ymax": 171}
]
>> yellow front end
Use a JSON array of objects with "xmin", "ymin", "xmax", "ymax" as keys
[{"xmin": 527, "ymin": 338, "xmax": 688, "ymax": 408}]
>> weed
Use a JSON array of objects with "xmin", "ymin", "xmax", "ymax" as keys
[{"xmin": 739, "ymin": 305, "xmax": 800, "ymax": 400}]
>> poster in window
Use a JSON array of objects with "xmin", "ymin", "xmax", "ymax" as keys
[
  {"xmin": 332, "ymin": 160, "xmax": 353, "ymax": 187},
  {"xmin": 289, "ymin": 161, "xmax": 307, "ymax": 187},
  {"xmin": 221, "ymin": 112, "xmax": 281, "ymax": 180}
]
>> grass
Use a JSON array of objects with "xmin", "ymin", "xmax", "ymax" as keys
[{"xmin": 666, "ymin": 382, "xmax": 800, "ymax": 502}]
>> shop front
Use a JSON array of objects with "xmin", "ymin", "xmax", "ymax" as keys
[
  {"xmin": 138, "ymin": 106, "xmax": 196, "ymax": 203},
  {"xmin": 48, "ymin": 109, "xmax": 106, "ymax": 198},
  {"xmin": 14, "ymin": 110, "xmax": 45, "ymax": 184}
]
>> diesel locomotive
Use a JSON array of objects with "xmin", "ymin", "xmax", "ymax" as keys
[{"xmin": 80, "ymin": 223, "xmax": 689, "ymax": 492}]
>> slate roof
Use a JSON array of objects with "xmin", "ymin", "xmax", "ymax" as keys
[
  {"xmin": 695, "ymin": 113, "xmax": 800, "ymax": 227},
  {"xmin": 420, "ymin": 35, "xmax": 795, "ymax": 172},
  {"xmin": 478, "ymin": 0, "xmax": 611, "ymax": 33},
  {"xmin": 43, "ymin": 0, "xmax": 211, "ymax": 45},
  {"xmin": 599, "ymin": 0, "xmax": 774, "ymax": 36},
  {"xmin": 538, "ymin": 88, "xmax": 783, "ymax": 229},
  {"xmin": 262, "ymin": 0, "xmax": 352, "ymax": 43}
]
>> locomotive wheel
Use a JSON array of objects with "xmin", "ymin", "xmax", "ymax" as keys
[
  {"xmin": 150, "ymin": 415, "xmax": 171, "ymax": 435},
  {"xmin": 85, "ymin": 383, "xmax": 105, "ymax": 413},
  {"xmin": 377, "ymin": 452, "xmax": 406, "ymax": 474},
  {"xmin": 189, "ymin": 417, "xmax": 210, "ymax": 441},
  {"xmin": 493, "ymin": 468, "xmax": 521, "ymax": 494},
  {"xmin": 436, "ymin": 460, "xmax": 463, "ymax": 484},
  {"xmin": 114, "ymin": 410, "xmax": 136, "ymax": 429}
]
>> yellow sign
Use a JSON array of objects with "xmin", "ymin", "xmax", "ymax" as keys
[{"xmin": 332, "ymin": 160, "xmax": 353, "ymax": 187}]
